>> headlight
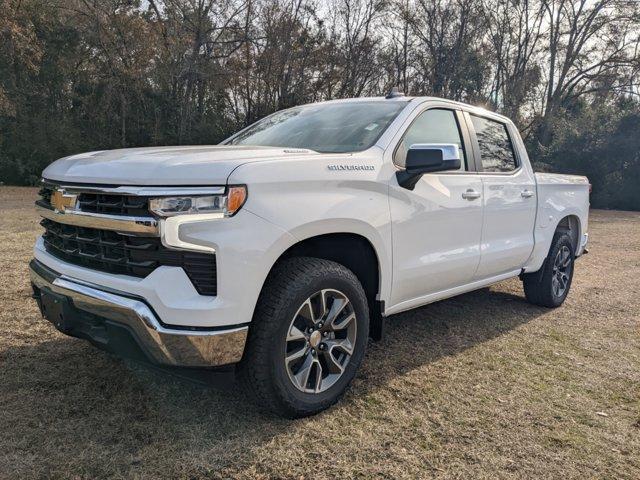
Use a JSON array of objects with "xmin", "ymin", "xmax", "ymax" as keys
[{"xmin": 149, "ymin": 186, "xmax": 247, "ymax": 217}]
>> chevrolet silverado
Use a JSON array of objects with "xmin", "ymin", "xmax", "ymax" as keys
[{"xmin": 30, "ymin": 92, "xmax": 590, "ymax": 417}]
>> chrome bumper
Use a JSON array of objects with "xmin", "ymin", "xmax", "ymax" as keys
[{"xmin": 29, "ymin": 260, "xmax": 247, "ymax": 367}]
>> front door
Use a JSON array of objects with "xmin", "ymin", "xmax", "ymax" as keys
[{"xmin": 388, "ymin": 107, "xmax": 483, "ymax": 309}]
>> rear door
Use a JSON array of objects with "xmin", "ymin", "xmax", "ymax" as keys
[
  {"xmin": 465, "ymin": 112, "xmax": 537, "ymax": 279},
  {"xmin": 388, "ymin": 106, "xmax": 483, "ymax": 309}
]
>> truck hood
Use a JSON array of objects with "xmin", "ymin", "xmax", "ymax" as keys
[{"xmin": 42, "ymin": 145, "xmax": 319, "ymax": 185}]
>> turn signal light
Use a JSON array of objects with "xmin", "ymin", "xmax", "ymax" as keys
[{"xmin": 226, "ymin": 186, "xmax": 247, "ymax": 216}]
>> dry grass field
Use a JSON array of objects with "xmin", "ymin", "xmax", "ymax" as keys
[{"xmin": 0, "ymin": 186, "xmax": 638, "ymax": 479}]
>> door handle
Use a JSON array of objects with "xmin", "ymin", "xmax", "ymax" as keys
[
  {"xmin": 521, "ymin": 190, "xmax": 534, "ymax": 198},
  {"xmin": 462, "ymin": 189, "xmax": 481, "ymax": 200}
]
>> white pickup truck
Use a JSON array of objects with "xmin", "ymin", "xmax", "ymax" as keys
[{"xmin": 30, "ymin": 93, "xmax": 589, "ymax": 417}]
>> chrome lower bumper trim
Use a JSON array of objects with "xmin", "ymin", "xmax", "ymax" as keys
[
  {"xmin": 36, "ymin": 204, "xmax": 159, "ymax": 236},
  {"xmin": 29, "ymin": 260, "xmax": 247, "ymax": 367}
]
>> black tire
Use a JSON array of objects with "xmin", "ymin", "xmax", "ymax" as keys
[
  {"xmin": 523, "ymin": 232, "xmax": 575, "ymax": 308},
  {"xmin": 237, "ymin": 257, "xmax": 369, "ymax": 418}
]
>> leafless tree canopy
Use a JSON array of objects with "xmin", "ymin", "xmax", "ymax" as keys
[{"xmin": 1, "ymin": 0, "xmax": 639, "ymax": 208}]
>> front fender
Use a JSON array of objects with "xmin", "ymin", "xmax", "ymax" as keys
[{"xmin": 228, "ymin": 154, "xmax": 393, "ymax": 304}]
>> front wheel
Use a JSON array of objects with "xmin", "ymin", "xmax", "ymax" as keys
[
  {"xmin": 237, "ymin": 257, "xmax": 369, "ymax": 418},
  {"xmin": 523, "ymin": 232, "xmax": 575, "ymax": 308}
]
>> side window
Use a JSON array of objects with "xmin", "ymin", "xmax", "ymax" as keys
[
  {"xmin": 394, "ymin": 109, "xmax": 466, "ymax": 170},
  {"xmin": 469, "ymin": 115, "xmax": 518, "ymax": 172}
]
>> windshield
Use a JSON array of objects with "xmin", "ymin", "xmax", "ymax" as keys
[{"xmin": 226, "ymin": 101, "xmax": 408, "ymax": 153}]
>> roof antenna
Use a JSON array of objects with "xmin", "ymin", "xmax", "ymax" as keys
[{"xmin": 385, "ymin": 86, "xmax": 405, "ymax": 99}]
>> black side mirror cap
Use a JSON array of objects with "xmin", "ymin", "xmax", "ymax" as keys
[{"xmin": 396, "ymin": 144, "xmax": 461, "ymax": 190}]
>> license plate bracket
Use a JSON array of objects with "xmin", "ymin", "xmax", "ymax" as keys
[{"xmin": 39, "ymin": 289, "xmax": 73, "ymax": 332}]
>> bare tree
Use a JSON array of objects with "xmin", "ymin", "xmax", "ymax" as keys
[
  {"xmin": 539, "ymin": 0, "xmax": 640, "ymax": 142},
  {"xmin": 332, "ymin": 0, "xmax": 387, "ymax": 97},
  {"xmin": 379, "ymin": 0, "xmax": 412, "ymax": 93},
  {"xmin": 410, "ymin": 0, "xmax": 488, "ymax": 101},
  {"xmin": 483, "ymin": 0, "xmax": 546, "ymax": 125}
]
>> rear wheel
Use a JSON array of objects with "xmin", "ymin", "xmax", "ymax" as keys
[
  {"xmin": 523, "ymin": 232, "xmax": 575, "ymax": 307},
  {"xmin": 238, "ymin": 257, "xmax": 369, "ymax": 418}
]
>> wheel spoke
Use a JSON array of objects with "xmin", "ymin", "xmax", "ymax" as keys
[
  {"xmin": 293, "ymin": 353, "xmax": 314, "ymax": 390},
  {"xmin": 317, "ymin": 290, "xmax": 329, "ymax": 319},
  {"xmin": 311, "ymin": 360, "xmax": 323, "ymax": 392},
  {"xmin": 322, "ymin": 349, "xmax": 345, "ymax": 374},
  {"xmin": 325, "ymin": 297, "xmax": 349, "ymax": 329},
  {"xmin": 326, "ymin": 337, "xmax": 354, "ymax": 356},
  {"xmin": 286, "ymin": 345, "xmax": 308, "ymax": 365},
  {"xmin": 297, "ymin": 299, "xmax": 316, "ymax": 324},
  {"xmin": 287, "ymin": 325, "xmax": 306, "ymax": 342},
  {"xmin": 332, "ymin": 312, "xmax": 355, "ymax": 331},
  {"xmin": 307, "ymin": 291, "xmax": 327, "ymax": 322}
]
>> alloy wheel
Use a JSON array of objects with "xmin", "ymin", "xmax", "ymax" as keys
[
  {"xmin": 551, "ymin": 245, "xmax": 572, "ymax": 298},
  {"xmin": 285, "ymin": 289, "xmax": 357, "ymax": 394}
]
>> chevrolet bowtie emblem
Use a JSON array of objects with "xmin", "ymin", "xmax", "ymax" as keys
[{"xmin": 50, "ymin": 189, "xmax": 77, "ymax": 213}]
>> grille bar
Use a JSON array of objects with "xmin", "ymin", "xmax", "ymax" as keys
[{"xmin": 77, "ymin": 192, "xmax": 149, "ymax": 216}]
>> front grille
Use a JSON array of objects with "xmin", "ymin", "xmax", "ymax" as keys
[
  {"xmin": 39, "ymin": 184, "xmax": 149, "ymax": 216},
  {"xmin": 38, "ymin": 184, "xmax": 217, "ymax": 296}
]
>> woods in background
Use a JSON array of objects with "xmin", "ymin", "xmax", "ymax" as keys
[{"xmin": 1, "ymin": 0, "xmax": 639, "ymax": 209}]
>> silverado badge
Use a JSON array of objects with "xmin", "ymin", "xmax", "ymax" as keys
[
  {"xmin": 327, "ymin": 164, "xmax": 375, "ymax": 171},
  {"xmin": 50, "ymin": 188, "xmax": 77, "ymax": 213}
]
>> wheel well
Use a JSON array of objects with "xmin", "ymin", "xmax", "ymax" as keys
[
  {"xmin": 556, "ymin": 215, "xmax": 580, "ymax": 254},
  {"xmin": 276, "ymin": 233, "xmax": 384, "ymax": 340}
]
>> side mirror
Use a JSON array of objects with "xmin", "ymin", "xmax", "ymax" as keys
[{"xmin": 396, "ymin": 143, "xmax": 461, "ymax": 190}]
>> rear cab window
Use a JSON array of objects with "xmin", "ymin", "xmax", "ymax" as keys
[{"xmin": 469, "ymin": 115, "xmax": 518, "ymax": 173}]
